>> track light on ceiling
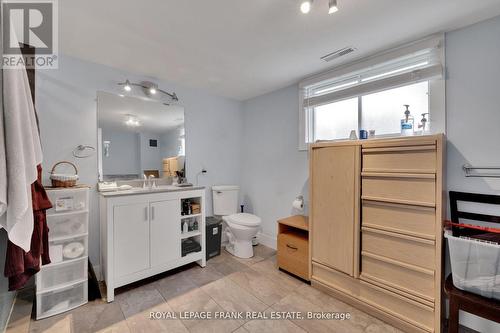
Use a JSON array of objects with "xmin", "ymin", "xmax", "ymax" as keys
[
  {"xmin": 328, "ymin": 0, "xmax": 338, "ymax": 14},
  {"xmin": 118, "ymin": 80, "xmax": 178, "ymax": 101},
  {"xmin": 300, "ymin": 0, "xmax": 312, "ymax": 14},
  {"xmin": 300, "ymin": 0, "xmax": 339, "ymax": 14}
]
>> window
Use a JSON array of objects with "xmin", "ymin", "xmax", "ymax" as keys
[
  {"xmin": 299, "ymin": 34, "xmax": 445, "ymax": 149},
  {"xmin": 313, "ymin": 97, "xmax": 358, "ymax": 141},
  {"xmin": 312, "ymin": 82, "xmax": 429, "ymax": 141},
  {"xmin": 361, "ymin": 82, "xmax": 429, "ymax": 135}
]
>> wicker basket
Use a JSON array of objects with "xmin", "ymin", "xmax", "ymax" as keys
[{"xmin": 50, "ymin": 161, "xmax": 79, "ymax": 187}]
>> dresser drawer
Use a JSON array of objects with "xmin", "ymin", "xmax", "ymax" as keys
[
  {"xmin": 361, "ymin": 253, "xmax": 435, "ymax": 301},
  {"xmin": 362, "ymin": 200, "xmax": 436, "ymax": 239},
  {"xmin": 362, "ymin": 228, "xmax": 435, "ymax": 270},
  {"xmin": 362, "ymin": 174, "xmax": 436, "ymax": 206},
  {"xmin": 278, "ymin": 231, "xmax": 308, "ymax": 279},
  {"xmin": 362, "ymin": 145, "xmax": 436, "ymax": 173},
  {"xmin": 312, "ymin": 262, "xmax": 434, "ymax": 332}
]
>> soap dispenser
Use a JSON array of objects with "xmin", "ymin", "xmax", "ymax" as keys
[
  {"xmin": 400, "ymin": 105, "xmax": 414, "ymax": 136},
  {"xmin": 417, "ymin": 113, "xmax": 430, "ymax": 134}
]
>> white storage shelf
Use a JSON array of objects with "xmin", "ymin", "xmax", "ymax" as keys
[
  {"xmin": 36, "ymin": 281, "xmax": 88, "ymax": 320},
  {"xmin": 49, "ymin": 234, "xmax": 88, "ymax": 264},
  {"xmin": 36, "ymin": 257, "xmax": 87, "ymax": 291},
  {"xmin": 181, "ymin": 230, "xmax": 201, "ymax": 239},
  {"xmin": 47, "ymin": 210, "xmax": 88, "ymax": 239},
  {"xmin": 46, "ymin": 188, "xmax": 89, "ymax": 215},
  {"xmin": 37, "ymin": 187, "xmax": 89, "ymax": 320}
]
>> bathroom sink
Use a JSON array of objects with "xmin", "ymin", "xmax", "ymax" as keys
[
  {"xmin": 126, "ymin": 185, "xmax": 179, "ymax": 193},
  {"xmin": 100, "ymin": 184, "xmax": 200, "ymax": 197}
]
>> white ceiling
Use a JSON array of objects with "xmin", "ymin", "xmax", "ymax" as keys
[
  {"xmin": 60, "ymin": 0, "xmax": 500, "ymax": 101},
  {"xmin": 97, "ymin": 91, "xmax": 184, "ymax": 134}
]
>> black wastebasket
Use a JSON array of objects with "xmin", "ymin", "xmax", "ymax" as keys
[{"xmin": 206, "ymin": 216, "xmax": 222, "ymax": 260}]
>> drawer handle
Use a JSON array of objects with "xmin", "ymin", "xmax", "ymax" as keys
[{"xmin": 286, "ymin": 244, "xmax": 298, "ymax": 250}]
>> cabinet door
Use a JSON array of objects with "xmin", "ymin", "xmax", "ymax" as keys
[
  {"xmin": 311, "ymin": 145, "xmax": 360, "ymax": 276},
  {"xmin": 114, "ymin": 202, "xmax": 150, "ymax": 278},
  {"xmin": 150, "ymin": 200, "xmax": 181, "ymax": 267}
]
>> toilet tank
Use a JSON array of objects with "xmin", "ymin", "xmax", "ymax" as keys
[{"xmin": 212, "ymin": 185, "xmax": 239, "ymax": 216}]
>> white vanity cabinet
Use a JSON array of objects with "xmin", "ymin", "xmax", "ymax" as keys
[
  {"xmin": 113, "ymin": 201, "xmax": 151, "ymax": 278},
  {"xmin": 100, "ymin": 188, "xmax": 205, "ymax": 302}
]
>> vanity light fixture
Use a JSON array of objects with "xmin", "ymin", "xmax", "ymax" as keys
[
  {"xmin": 118, "ymin": 80, "xmax": 178, "ymax": 101},
  {"xmin": 328, "ymin": 0, "xmax": 338, "ymax": 14},
  {"xmin": 143, "ymin": 81, "xmax": 158, "ymax": 96},
  {"xmin": 125, "ymin": 114, "xmax": 140, "ymax": 127},
  {"xmin": 123, "ymin": 80, "xmax": 132, "ymax": 92},
  {"xmin": 300, "ymin": 0, "xmax": 312, "ymax": 14}
]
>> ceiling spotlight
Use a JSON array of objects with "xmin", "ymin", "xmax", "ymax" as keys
[
  {"xmin": 117, "ymin": 80, "xmax": 178, "ymax": 101},
  {"xmin": 300, "ymin": 1, "xmax": 312, "ymax": 14},
  {"xmin": 125, "ymin": 114, "xmax": 140, "ymax": 127},
  {"xmin": 328, "ymin": 0, "xmax": 338, "ymax": 14},
  {"xmin": 123, "ymin": 79, "xmax": 132, "ymax": 92}
]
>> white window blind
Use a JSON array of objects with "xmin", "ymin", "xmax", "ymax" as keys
[
  {"xmin": 298, "ymin": 34, "xmax": 445, "ymax": 149},
  {"xmin": 301, "ymin": 36, "xmax": 443, "ymax": 109}
]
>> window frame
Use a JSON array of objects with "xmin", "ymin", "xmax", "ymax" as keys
[{"xmin": 298, "ymin": 34, "xmax": 446, "ymax": 151}]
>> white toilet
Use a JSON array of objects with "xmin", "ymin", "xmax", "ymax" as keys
[{"xmin": 212, "ymin": 185, "xmax": 261, "ymax": 258}]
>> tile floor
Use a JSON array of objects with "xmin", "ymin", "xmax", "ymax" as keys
[{"xmin": 10, "ymin": 245, "xmax": 413, "ymax": 332}]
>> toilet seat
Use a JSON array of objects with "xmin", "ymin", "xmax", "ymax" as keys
[{"xmin": 225, "ymin": 213, "xmax": 261, "ymax": 227}]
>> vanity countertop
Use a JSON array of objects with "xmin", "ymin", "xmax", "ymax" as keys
[{"xmin": 99, "ymin": 185, "xmax": 205, "ymax": 197}]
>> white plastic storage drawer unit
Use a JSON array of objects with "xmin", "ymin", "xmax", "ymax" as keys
[
  {"xmin": 48, "ymin": 234, "xmax": 88, "ymax": 264},
  {"xmin": 36, "ymin": 281, "xmax": 88, "ymax": 320},
  {"xmin": 47, "ymin": 210, "xmax": 88, "ymax": 239},
  {"xmin": 36, "ymin": 186, "xmax": 90, "ymax": 319},
  {"xmin": 46, "ymin": 187, "xmax": 89, "ymax": 215},
  {"xmin": 36, "ymin": 257, "xmax": 87, "ymax": 291}
]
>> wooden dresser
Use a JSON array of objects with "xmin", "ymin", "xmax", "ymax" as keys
[{"xmin": 309, "ymin": 134, "xmax": 445, "ymax": 333}]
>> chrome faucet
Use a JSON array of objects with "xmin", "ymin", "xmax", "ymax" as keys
[
  {"xmin": 143, "ymin": 174, "xmax": 156, "ymax": 189},
  {"xmin": 148, "ymin": 175, "xmax": 156, "ymax": 189}
]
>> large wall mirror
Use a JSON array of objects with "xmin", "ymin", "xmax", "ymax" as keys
[{"xmin": 97, "ymin": 91, "xmax": 185, "ymax": 181}]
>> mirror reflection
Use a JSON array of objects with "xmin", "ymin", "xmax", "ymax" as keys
[{"xmin": 97, "ymin": 91, "xmax": 185, "ymax": 181}]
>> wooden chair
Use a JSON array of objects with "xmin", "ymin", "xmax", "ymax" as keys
[{"xmin": 444, "ymin": 191, "xmax": 500, "ymax": 332}]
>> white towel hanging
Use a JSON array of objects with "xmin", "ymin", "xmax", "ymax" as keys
[
  {"xmin": 0, "ymin": 64, "xmax": 43, "ymax": 251},
  {"xmin": 0, "ymin": 7, "xmax": 6, "ymax": 219}
]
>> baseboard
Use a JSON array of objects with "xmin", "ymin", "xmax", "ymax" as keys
[{"xmin": 257, "ymin": 232, "xmax": 277, "ymax": 250}]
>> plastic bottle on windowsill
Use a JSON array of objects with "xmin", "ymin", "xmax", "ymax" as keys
[{"xmin": 400, "ymin": 104, "xmax": 415, "ymax": 136}]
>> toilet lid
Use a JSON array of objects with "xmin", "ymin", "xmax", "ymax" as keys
[{"xmin": 227, "ymin": 213, "xmax": 261, "ymax": 227}]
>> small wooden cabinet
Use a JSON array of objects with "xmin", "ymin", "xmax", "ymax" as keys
[
  {"xmin": 100, "ymin": 188, "xmax": 206, "ymax": 302},
  {"xmin": 277, "ymin": 215, "xmax": 309, "ymax": 281}
]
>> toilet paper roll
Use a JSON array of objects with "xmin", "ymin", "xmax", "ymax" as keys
[
  {"xmin": 49, "ymin": 245, "xmax": 63, "ymax": 263},
  {"xmin": 292, "ymin": 198, "xmax": 304, "ymax": 211}
]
